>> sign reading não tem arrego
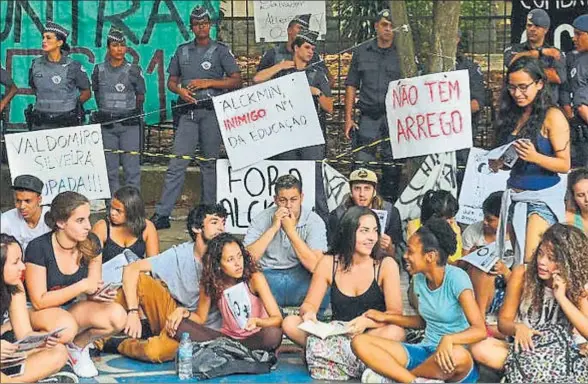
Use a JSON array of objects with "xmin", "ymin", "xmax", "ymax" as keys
[
  {"xmin": 213, "ymin": 72, "xmax": 324, "ymax": 170},
  {"xmin": 386, "ymin": 70, "xmax": 473, "ymax": 159},
  {"xmin": 5, "ymin": 124, "xmax": 110, "ymax": 203}
]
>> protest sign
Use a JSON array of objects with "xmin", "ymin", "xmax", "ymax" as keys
[
  {"xmin": 461, "ymin": 243, "xmax": 499, "ymax": 273},
  {"xmin": 386, "ymin": 70, "xmax": 472, "ymax": 159},
  {"xmin": 322, "ymin": 162, "xmax": 350, "ymax": 212},
  {"xmin": 373, "ymin": 209, "xmax": 388, "ymax": 235},
  {"xmin": 216, "ymin": 159, "xmax": 315, "ymax": 234},
  {"xmin": 395, "ymin": 152, "xmax": 457, "ymax": 222},
  {"xmin": 456, "ymin": 148, "xmax": 510, "ymax": 225},
  {"xmin": 5, "ymin": 124, "xmax": 110, "ymax": 203},
  {"xmin": 1, "ymin": 1, "xmax": 222, "ymax": 127},
  {"xmin": 253, "ymin": 1, "xmax": 327, "ymax": 43},
  {"xmin": 213, "ymin": 72, "xmax": 324, "ymax": 170}
]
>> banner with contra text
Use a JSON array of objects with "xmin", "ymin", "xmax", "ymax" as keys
[
  {"xmin": 213, "ymin": 72, "xmax": 325, "ymax": 170},
  {"xmin": 0, "ymin": 0, "xmax": 221, "ymax": 128},
  {"xmin": 253, "ymin": 1, "xmax": 327, "ymax": 43},
  {"xmin": 5, "ymin": 124, "xmax": 110, "ymax": 202},
  {"xmin": 510, "ymin": 0, "xmax": 586, "ymax": 52},
  {"xmin": 386, "ymin": 70, "xmax": 472, "ymax": 160},
  {"xmin": 216, "ymin": 159, "xmax": 315, "ymax": 234}
]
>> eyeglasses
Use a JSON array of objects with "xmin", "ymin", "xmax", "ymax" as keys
[{"xmin": 506, "ymin": 81, "xmax": 537, "ymax": 94}]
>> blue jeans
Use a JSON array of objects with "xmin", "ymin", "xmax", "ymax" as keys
[
  {"xmin": 263, "ymin": 264, "xmax": 330, "ymax": 313},
  {"xmin": 401, "ymin": 343, "xmax": 480, "ymax": 383}
]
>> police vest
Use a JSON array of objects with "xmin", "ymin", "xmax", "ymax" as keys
[
  {"xmin": 31, "ymin": 56, "xmax": 78, "ymax": 113},
  {"xmin": 96, "ymin": 62, "xmax": 137, "ymax": 113},
  {"xmin": 180, "ymin": 41, "xmax": 224, "ymax": 100}
]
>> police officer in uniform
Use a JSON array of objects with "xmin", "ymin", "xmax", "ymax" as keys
[
  {"xmin": 253, "ymin": 29, "xmax": 333, "ymax": 221},
  {"xmin": 561, "ymin": 14, "xmax": 588, "ymax": 168},
  {"xmin": 504, "ymin": 9, "xmax": 566, "ymax": 105},
  {"xmin": 455, "ymin": 30, "xmax": 486, "ymax": 189},
  {"xmin": 344, "ymin": 9, "xmax": 402, "ymax": 203},
  {"xmin": 1, "ymin": 66, "xmax": 18, "ymax": 126},
  {"xmin": 150, "ymin": 6, "xmax": 241, "ymax": 230},
  {"xmin": 28, "ymin": 22, "xmax": 91, "ymax": 130},
  {"xmin": 256, "ymin": 14, "xmax": 332, "ymax": 86},
  {"xmin": 92, "ymin": 28, "xmax": 146, "ymax": 195}
]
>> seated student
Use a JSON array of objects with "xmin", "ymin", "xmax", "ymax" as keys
[
  {"xmin": 1, "ymin": 175, "xmax": 51, "ymax": 251},
  {"xmin": 352, "ymin": 218, "xmax": 486, "ymax": 384},
  {"xmin": 406, "ymin": 190, "xmax": 463, "ymax": 264},
  {"xmin": 92, "ymin": 186, "xmax": 159, "ymax": 262},
  {"xmin": 471, "ymin": 224, "xmax": 588, "ymax": 381},
  {"xmin": 25, "ymin": 191, "xmax": 127, "ymax": 378},
  {"xmin": 565, "ymin": 167, "xmax": 588, "ymax": 234},
  {"xmin": 464, "ymin": 191, "xmax": 512, "ymax": 334},
  {"xmin": 283, "ymin": 206, "xmax": 405, "ymax": 347},
  {"xmin": 244, "ymin": 174, "xmax": 328, "ymax": 309},
  {"xmin": 327, "ymin": 168, "xmax": 403, "ymax": 259},
  {"xmin": 167, "ymin": 233, "xmax": 283, "ymax": 351},
  {"xmin": 99, "ymin": 204, "xmax": 227, "ymax": 363},
  {"xmin": 0, "ymin": 234, "xmax": 76, "ymax": 383}
]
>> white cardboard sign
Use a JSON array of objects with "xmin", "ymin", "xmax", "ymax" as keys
[
  {"xmin": 213, "ymin": 72, "xmax": 325, "ymax": 170},
  {"xmin": 322, "ymin": 162, "xmax": 350, "ymax": 213},
  {"xmin": 386, "ymin": 70, "xmax": 473, "ymax": 159},
  {"xmin": 253, "ymin": 1, "xmax": 327, "ymax": 43},
  {"xmin": 5, "ymin": 124, "xmax": 110, "ymax": 203},
  {"xmin": 216, "ymin": 159, "xmax": 316, "ymax": 234}
]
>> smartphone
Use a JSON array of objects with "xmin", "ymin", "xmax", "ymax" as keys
[
  {"xmin": 95, "ymin": 282, "xmax": 123, "ymax": 296},
  {"xmin": 2, "ymin": 362, "xmax": 25, "ymax": 377}
]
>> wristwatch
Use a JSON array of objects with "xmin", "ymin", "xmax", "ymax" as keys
[{"xmin": 537, "ymin": 47, "xmax": 543, "ymax": 57}]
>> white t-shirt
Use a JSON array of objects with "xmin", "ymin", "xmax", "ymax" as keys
[
  {"xmin": 462, "ymin": 221, "xmax": 487, "ymax": 251},
  {"xmin": 0, "ymin": 206, "xmax": 51, "ymax": 251}
]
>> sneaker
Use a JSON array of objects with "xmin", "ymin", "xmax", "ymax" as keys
[
  {"xmin": 412, "ymin": 378, "xmax": 444, "ymax": 383},
  {"xmin": 361, "ymin": 368, "xmax": 394, "ymax": 383},
  {"xmin": 39, "ymin": 364, "xmax": 79, "ymax": 383},
  {"xmin": 67, "ymin": 343, "xmax": 98, "ymax": 378},
  {"xmin": 150, "ymin": 213, "xmax": 170, "ymax": 230}
]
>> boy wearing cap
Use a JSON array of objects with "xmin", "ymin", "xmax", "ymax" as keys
[
  {"xmin": 253, "ymin": 29, "xmax": 333, "ymax": 221},
  {"xmin": 91, "ymin": 28, "xmax": 146, "ymax": 195},
  {"xmin": 150, "ymin": 6, "xmax": 241, "ymax": 230},
  {"xmin": 504, "ymin": 9, "xmax": 566, "ymax": 104},
  {"xmin": 327, "ymin": 168, "xmax": 403, "ymax": 259},
  {"xmin": 1, "ymin": 175, "xmax": 51, "ymax": 250},
  {"xmin": 28, "ymin": 22, "xmax": 91, "ymax": 130},
  {"xmin": 344, "ymin": 9, "xmax": 402, "ymax": 203},
  {"xmin": 561, "ymin": 14, "xmax": 588, "ymax": 167}
]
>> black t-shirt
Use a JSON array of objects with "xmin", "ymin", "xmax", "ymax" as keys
[{"xmin": 25, "ymin": 232, "xmax": 101, "ymax": 296}]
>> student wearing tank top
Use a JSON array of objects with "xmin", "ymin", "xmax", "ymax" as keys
[
  {"xmin": 565, "ymin": 167, "xmax": 588, "ymax": 234},
  {"xmin": 282, "ymin": 206, "xmax": 405, "ymax": 348},
  {"xmin": 92, "ymin": 186, "xmax": 159, "ymax": 262},
  {"xmin": 490, "ymin": 57, "xmax": 570, "ymax": 265},
  {"xmin": 471, "ymin": 224, "xmax": 588, "ymax": 379}
]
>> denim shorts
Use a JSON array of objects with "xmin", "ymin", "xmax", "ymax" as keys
[
  {"xmin": 401, "ymin": 343, "xmax": 479, "ymax": 383},
  {"xmin": 508, "ymin": 201, "xmax": 558, "ymax": 226}
]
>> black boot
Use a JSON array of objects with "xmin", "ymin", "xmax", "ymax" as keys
[{"xmin": 150, "ymin": 213, "xmax": 170, "ymax": 230}]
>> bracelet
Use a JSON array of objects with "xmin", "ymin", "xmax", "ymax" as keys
[{"xmin": 127, "ymin": 308, "xmax": 139, "ymax": 314}]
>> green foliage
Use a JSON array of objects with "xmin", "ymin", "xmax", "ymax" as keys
[{"xmin": 333, "ymin": 0, "xmax": 390, "ymax": 43}]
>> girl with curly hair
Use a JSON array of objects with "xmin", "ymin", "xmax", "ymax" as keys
[
  {"xmin": 471, "ymin": 223, "xmax": 588, "ymax": 379},
  {"xmin": 566, "ymin": 167, "xmax": 588, "ymax": 233},
  {"xmin": 168, "ymin": 233, "xmax": 283, "ymax": 351}
]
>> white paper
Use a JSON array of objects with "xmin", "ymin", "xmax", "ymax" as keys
[
  {"xmin": 322, "ymin": 162, "xmax": 350, "ymax": 213},
  {"xmin": 386, "ymin": 70, "xmax": 472, "ymax": 159},
  {"xmin": 101, "ymin": 252, "xmax": 129, "ymax": 285},
  {"xmin": 253, "ymin": 1, "xmax": 327, "ymax": 43},
  {"xmin": 372, "ymin": 209, "xmax": 388, "ymax": 235},
  {"xmin": 223, "ymin": 282, "xmax": 253, "ymax": 329},
  {"xmin": 216, "ymin": 159, "xmax": 315, "ymax": 234},
  {"xmin": 15, "ymin": 327, "xmax": 67, "ymax": 351},
  {"xmin": 487, "ymin": 142, "xmax": 519, "ymax": 168},
  {"xmin": 460, "ymin": 242, "xmax": 499, "ymax": 273},
  {"xmin": 298, "ymin": 320, "xmax": 349, "ymax": 339},
  {"xmin": 4, "ymin": 124, "xmax": 110, "ymax": 203},
  {"xmin": 213, "ymin": 72, "xmax": 325, "ymax": 170}
]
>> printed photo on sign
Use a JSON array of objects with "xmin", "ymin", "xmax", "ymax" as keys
[
  {"xmin": 213, "ymin": 72, "xmax": 325, "ymax": 170},
  {"xmin": 223, "ymin": 282, "xmax": 253, "ymax": 329},
  {"xmin": 386, "ymin": 70, "xmax": 473, "ymax": 159},
  {"xmin": 372, "ymin": 209, "xmax": 388, "ymax": 235},
  {"xmin": 4, "ymin": 124, "xmax": 110, "ymax": 203},
  {"xmin": 216, "ymin": 160, "xmax": 316, "ymax": 234},
  {"xmin": 253, "ymin": 1, "xmax": 327, "ymax": 43},
  {"xmin": 456, "ymin": 148, "xmax": 509, "ymax": 225}
]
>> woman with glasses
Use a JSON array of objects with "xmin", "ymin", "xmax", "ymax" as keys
[{"xmin": 490, "ymin": 57, "xmax": 570, "ymax": 269}]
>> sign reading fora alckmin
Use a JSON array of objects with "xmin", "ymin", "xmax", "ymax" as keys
[
  {"xmin": 5, "ymin": 124, "xmax": 110, "ymax": 202},
  {"xmin": 213, "ymin": 72, "xmax": 325, "ymax": 170},
  {"xmin": 253, "ymin": 1, "xmax": 327, "ymax": 42},
  {"xmin": 386, "ymin": 70, "xmax": 473, "ymax": 160}
]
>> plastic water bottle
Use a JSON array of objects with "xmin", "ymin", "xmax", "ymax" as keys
[{"xmin": 177, "ymin": 332, "xmax": 193, "ymax": 380}]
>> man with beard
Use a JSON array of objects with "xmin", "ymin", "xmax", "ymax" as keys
[
  {"xmin": 504, "ymin": 8, "xmax": 566, "ymax": 105},
  {"xmin": 95, "ymin": 204, "xmax": 227, "ymax": 363},
  {"xmin": 1, "ymin": 175, "xmax": 51, "ymax": 251}
]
